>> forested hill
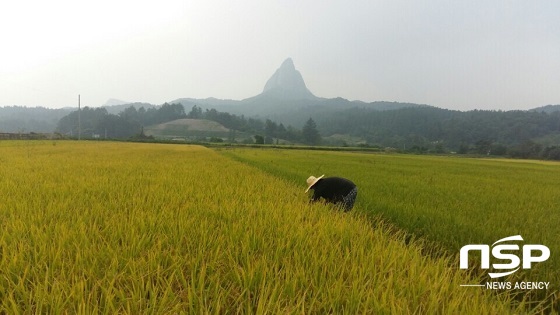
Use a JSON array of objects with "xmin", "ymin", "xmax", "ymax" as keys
[
  {"xmin": 4, "ymin": 101, "xmax": 560, "ymax": 159},
  {"xmin": 0, "ymin": 106, "xmax": 72, "ymax": 132},
  {"xmin": 316, "ymin": 106, "xmax": 560, "ymax": 156}
]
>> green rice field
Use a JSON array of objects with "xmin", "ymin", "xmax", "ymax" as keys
[{"xmin": 222, "ymin": 147, "xmax": 560, "ymax": 312}]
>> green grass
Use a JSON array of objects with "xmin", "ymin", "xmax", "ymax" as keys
[
  {"xmin": 0, "ymin": 141, "xmax": 518, "ymax": 313},
  {"xmin": 220, "ymin": 147, "xmax": 560, "ymax": 310}
]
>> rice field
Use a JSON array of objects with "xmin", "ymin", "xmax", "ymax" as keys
[
  {"xmin": 0, "ymin": 141, "xmax": 520, "ymax": 313},
  {"xmin": 222, "ymin": 147, "xmax": 560, "ymax": 312}
]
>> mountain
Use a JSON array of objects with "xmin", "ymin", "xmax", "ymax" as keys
[
  {"xmin": 0, "ymin": 106, "xmax": 73, "ymax": 133},
  {"xmin": 258, "ymin": 58, "xmax": 318, "ymax": 100},
  {"xmin": 103, "ymin": 98, "xmax": 129, "ymax": 107},
  {"xmin": 173, "ymin": 58, "xmax": 429, "ymax": 127},
  {"xmin": 530, "ymin": 104, "xmax": 560, "ymax": 113},
  {"xmin": 173, "ymin": 57, "xmax": 321, "ymax": 114}
]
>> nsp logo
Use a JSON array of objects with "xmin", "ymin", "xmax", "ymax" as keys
[{"xmin": 460, "ymin": 235, "xmax": 550, "ymax": 278}]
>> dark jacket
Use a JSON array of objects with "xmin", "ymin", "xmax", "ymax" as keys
[{"xmin": 310, "ymin": 177, "xmax": 356, "ymax": 204}]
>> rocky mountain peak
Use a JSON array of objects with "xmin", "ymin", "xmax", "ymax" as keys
[
  {"xmin": 261, "ymin": 58, "xmax": 317, "ymax": 100},
  {"xmin": 280, "ymin": 58, "xmax": 295, "ymax": 71}
]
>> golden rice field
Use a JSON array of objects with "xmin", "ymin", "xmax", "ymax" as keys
[{"xmin": 0, "ymin": 141, "xmax": 526, "ymax": 313}]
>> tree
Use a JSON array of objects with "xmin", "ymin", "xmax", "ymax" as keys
[
  {"xmin": 157, "ymin": 103, "xmax": 186, "ymax": 123},
  {"xmin": 508, "ymin": 140, "xmax": 543, "ymax": 159},
  {"xmin": 254, "ymin": 135, "xmax": 264, "ymax": 144},
  {"xmin": 187, "ymin": 105, "xmax": 203, "ymax": 119},
  {"xmin": 120, "ymin": 106, "xmax": 139, "ymax": 122},
  {"xmin": 542, "ymin": 146, "xmax": 560, "ymax": 160},
  {"xmin": 302, "ymin": 117, "xmax": 321, "ymax": 145},
  {"xmin": 265, "ymin": 119, "xmax": 277, "ymax": 138},
  {"xmin": 56, "ymin": 107, "xmax": 109, "ymax": 137}
]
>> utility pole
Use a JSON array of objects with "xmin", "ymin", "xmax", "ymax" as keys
[{"xmin": 78, "ymin": 94, "xmax": 81, "ymax": 140}]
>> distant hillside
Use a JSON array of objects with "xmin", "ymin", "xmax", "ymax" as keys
[
  {"xmin": 530, "ymin": 104, "xmax": 560, "ymax": 113},
  {"xmin": 315, "ymin": 106, "xmax": 560, "ymax": 154},
  {"xmin": 144, "ymin": 118, "xmax": 249, "ymax": 141},
  {"xmin": 174, "ymin": 96, "xmax": 426, "ymax": 121},
  {"xmin": 102, "ymin": 98, "xmax": 129, "ymax": 107},
  {"xmin": 0, "ymin": 106, "xmax": 72, "ymax": 133},
  {"xmin": 102, "ymin": 102, "xmax": 156, "ymax": 115},
  {"xmin": 174, "ymin": 96, "xmax": 429, "ymax": 128}
]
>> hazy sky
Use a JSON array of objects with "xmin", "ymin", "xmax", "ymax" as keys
[{"xmin": 1, "ymin": 1, "xmax": 559, "ymax": 110}]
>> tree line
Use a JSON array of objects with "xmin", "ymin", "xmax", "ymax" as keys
[
  {"xmin": 315, "ymin": 106, "xmax": 560, "ymax": 159},
  {"xmin": 55, "ymin": 101, "xmax": 560, "ymax": 160},
  {"xmin": 186, "ymin": 105, "xmax": 321, "ymax": 145},
  {"xmin": 56, "ymin": 103, "xmax": 322, "ymax": 145},
  {"xmin": 56, "ymin": 103, "xmax": 186, "ymax": 138}
]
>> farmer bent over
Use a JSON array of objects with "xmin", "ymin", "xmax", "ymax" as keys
[{"xmin": 305, "ymin": 175, "xmax": 357, "ymax": 211}]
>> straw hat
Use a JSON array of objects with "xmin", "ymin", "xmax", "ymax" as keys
[{"xmin": 305, "ymin": 175, "xmax": 324, "ymax": 192}]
